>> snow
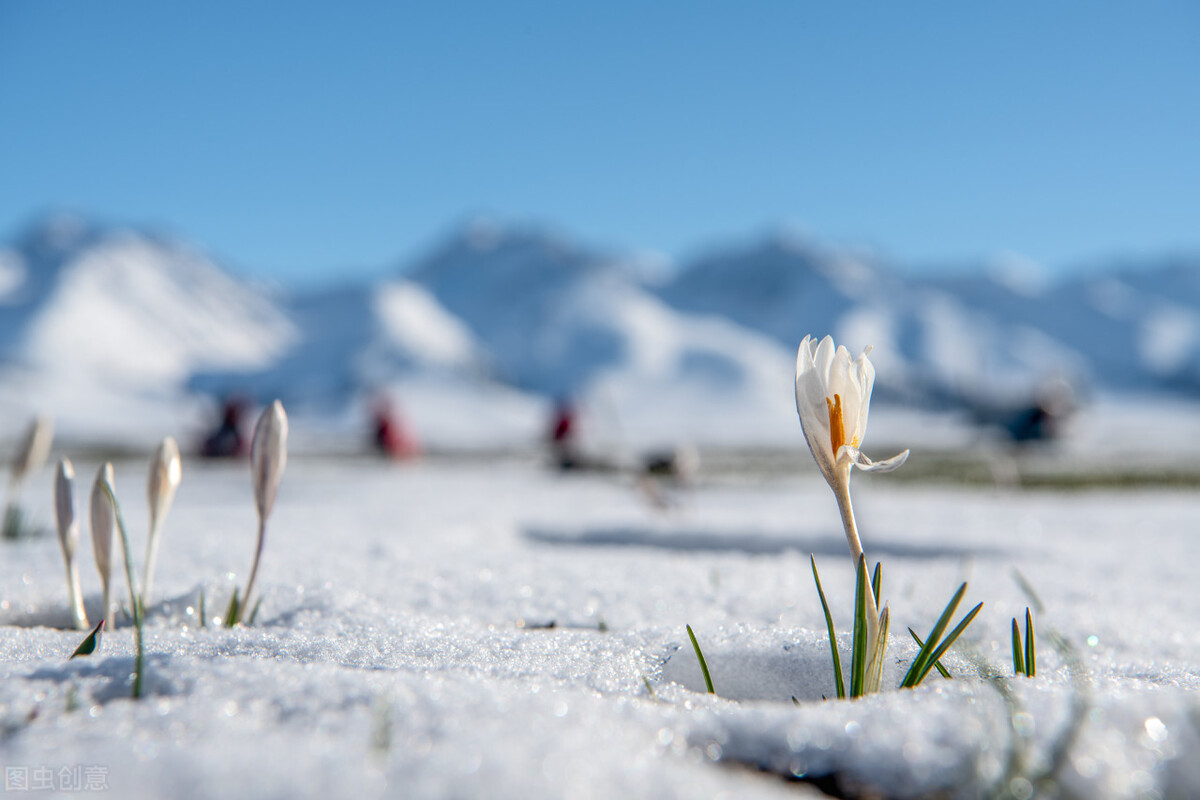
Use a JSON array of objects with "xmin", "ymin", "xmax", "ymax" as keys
[
  {"xmin": 20, "ymin": 233, "xmax": 294, "ymax": 389},
  {"xmin": 372, "ymin": 281, "xmax": 478, "ymax": 370},
  {"xmin": 1, "ymin": 451, "xmax": 1197, "ymax": 798},
  {"xmin": 1138, "ymin": 305, "xmax": 1199, "ymax": 376}
]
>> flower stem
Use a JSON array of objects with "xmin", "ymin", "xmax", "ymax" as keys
[
  {"xmin": 833, "ymin": 478, "xmax": 880, "ymax": 654},
  {"xmin": 65, "ymin": 560, "xmax": 89, "ymax": 630},
  {"xmin": 833, "ymin": 479, "xmax": 865, "ymax": 566},
  {"xmin": 238, "ymin": 516, "xmax": 267, "ymax": 625},
  {"xmin": 142, "ymin": 521, "xmax": 161, "ymax": 608}
]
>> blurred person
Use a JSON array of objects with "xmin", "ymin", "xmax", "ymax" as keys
[
  {"xmin": 371, "ymin": 395, "xmax": 420, "ymax": 460},
  {"xmin": 548, "ymin": 395, "xmax": 580, "ymax": 470},
  {"xmin": 200, "ymin": 396, "xmax": 248, "ymax": 458},
  {"xmin": 962, "ymin": 376, "xmax": 1079, "ymax": 445},
  {"xmin": 637, "ymin": 443, "xmax": 700, "ymax": 510}
]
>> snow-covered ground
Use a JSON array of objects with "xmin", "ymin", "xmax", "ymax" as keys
[{"xmin": 1, "ymin": 450, "xmax": 1196, "ymax": 799}]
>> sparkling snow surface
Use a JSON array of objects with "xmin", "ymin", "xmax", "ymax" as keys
[{"xmin": 1, "ymin": 456, "xmax": 1197, "ymax": 799}]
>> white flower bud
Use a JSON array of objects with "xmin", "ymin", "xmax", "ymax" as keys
[
  {"xmin": 143, "ymin": 437, "xmax": 182, "ymax": 605},
  {"xmin": 9, "ymin": 415, "xmax": 53, "ymax": 487},
  {"xmin": 90, "ymin": 462, "xmax": 116, "ymax": 627},
  {"xmin": 251, "ymin": 401, "xmax": 288, "ymax": 522},
  {"xmin": 147, "ymin": 437, "xmax": 182, "ymax": 535},
  {"xmin": 56, "ymin": 458, "xmax": 89, "ymax": 630},
  {"xmin": 55, "ymin": 459, "xmax": 77, "ymax": 560}
]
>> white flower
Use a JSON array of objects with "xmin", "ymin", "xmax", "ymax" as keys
[
  {"xmin": 795, "ymin": 335, "xmax": 908, "ymax": 494},
  {"xmin": 143, "ymin": 437, "xmax": 183, "ymax": 605},
  {"xmin": 238, "ymin": 400, "xmax": 288, "ymax": 624},
  {"xmin": 55, "ymin": 458, "xmax": 89, "ymax": 630},
  {"xmin": 251, "ymin": 401, "xmax": 288, "ymax": 523},
  {"xmin": 90, "ymin": 463, "xmax": 116, "ymax": 628},
  {"xmin": 55, "ymin": 459, "xmax": 77, "ymax": 559},
  {"xmin": 796, "ymin": 335, "xmax": 907, "ymax": 692}
]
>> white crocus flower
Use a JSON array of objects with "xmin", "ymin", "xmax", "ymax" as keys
[
  {"xmin": 796, "ymin": 334, "xmax": 909, "ymax": 562},
  {"xmin": 142, "ymin": 437, "xmax": 182, "ymax": 606},
  {"xmin": 90, "ymin": 463, "xmax": 116, "ymax": 629},
  {"xmin": 796, "ymin": 335, "xmax": 908, "ymax": 691},
  {"xmin": 238, "ymin": 400, "xmax": 288, "ymax": 624},
  {"xmin": 54, "ymin": 459, "xmax": 90, "ymax": 630}
]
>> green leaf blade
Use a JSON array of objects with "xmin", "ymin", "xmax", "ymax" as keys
[
  {"xmin": 901, "ymin": 582, "xmax": 968, "ymax": 688},
  {"xmin": 224, "ymin": 588, "xmax": 241, "ymax": 629},
  {"xmin": 1025, "ymin": 608, "xmax": 1036, "ymax": 678},
  {"xmin": 69, "ymin": 619, "xmax": 105, "ymax": 659},
  {"xmin": 811, "ymin": 555, "xmax": 846, "ymax": 700},
  {"xmin": 908, "ymin": 627, "xmax": 952, "ymax": 679},
  {"xmin": 914, "ymin": 602, "xmax": 984, "ymax": 685},
  {"xmin": 1012, "ymin": 617, "xmax": 1026, "ymax": 676},
  {"xmin": 850, "ymin": 555, "xmax": 869, "ymax": 698},
  {"xmin": 686, "ymin": 624, "xmax": 716, "ymax": 695}
]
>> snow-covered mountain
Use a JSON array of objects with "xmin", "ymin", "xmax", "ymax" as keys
[
  {"xmin": 0, "ymin": 214, "xmax": 294, "ymax": 386},
  {"xmin": 657, "ymin": 233, "xmax": 889, "ymax": 348},
  {"xmin": 656, "ymin": 238, "xmax": 1200, "ymax": 403},
  {"xmin": 407, "ymin": 222, "xmax": 798, "ymax": 444},
  {"xmin": 654, "ymin": 238, "xmax": 1074, "ymax": 402},
  {"xmin": 0, "ymin": 214, "xmax": 297, "ymax": 444},
  {"xmin": 189, "ymin": 279, "xmax": 483, "ymax": 411},
  {"xmin": 3, "ymin": 212, "xmax": 1200, "ymax": 449}
]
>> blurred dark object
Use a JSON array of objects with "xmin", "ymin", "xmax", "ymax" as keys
[
  {"xmin": 641, "ymin": 444, "xmax": 700, "ymax": 480},
  {"xmin": 372, "ymin": 396, "xmax": 420, "ymax": 459},
  {"xmin": 548, "ymin": 396, "xmax": 580, "ymax": 470},
  {"xmin": 966, "ymin": 377, "xmax": 1078, "ymax": 444},
  {"xmin": 201, "ymin": 397, "xmax": 248, "ymax": 458},
  {"xmin": 637, "ymin": 443, "xmax": 700, "ymax": 510}
]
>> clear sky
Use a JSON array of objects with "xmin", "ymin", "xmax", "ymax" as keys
[{"xmin": 1, "ymin": 1, "xmax": 1197, "ymax": 284}]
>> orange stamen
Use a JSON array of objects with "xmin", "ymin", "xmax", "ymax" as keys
[{"xmin": 826, "ymin": 394, "xmax": 845, "ymax": 455}]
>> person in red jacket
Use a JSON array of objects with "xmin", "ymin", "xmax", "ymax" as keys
[
  {"xmin": 372, "ymin": 395, "xmax": 420, "ymax": 460},
  {"xmin": 548, "ymin": 396, "xmax": 579, "ymax": 470}
]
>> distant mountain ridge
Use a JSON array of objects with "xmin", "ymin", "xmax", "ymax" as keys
[{"xmin": 2, "ymin": 211, "xmax": 1199, "ymax": 445}]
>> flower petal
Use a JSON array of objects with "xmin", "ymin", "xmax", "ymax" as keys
[
  {"xmin": 850, "ymin": 350, "xmax": 875, "ymax": 442},
  {"xmin": 813, "ymin": 335, "xmax": 836, "ymax": 386},
  {"xmin": 827, "ymin": 344, "xmax": 853, "ymax": 411},
  {"xmin": 796, "ymin": 339, "xmax": 837, "ymax": 481},
  {"xmin": 853, "ymin": 449, "xmax": 910, "ymax": 473}
]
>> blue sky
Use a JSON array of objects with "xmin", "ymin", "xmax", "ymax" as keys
[{"xmin": 1, "ymin": 1, "xmax": 1197, "ymax": 284}]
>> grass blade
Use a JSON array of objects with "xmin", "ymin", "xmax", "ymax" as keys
[
  {"xmin": 198, "ymin": 589, "xmax": 207, "ymax": 629},
  {"xmin": 810, "ymin": 556, "xmax": 845, "ymax": 699},
  {"xmin": 850, "ymin": 555, "xmax": 868, "ymax": 698},
  {"xmin": 871, "ymin": 561, "xmax": 882, "ymax": 608},
  {"xmin": 901, "ymin": 581, "xmax": 967, "ymax": 688},
  {"xmin": 224, "ymin": 588, "xmax": 241, "ymax": 629},
  {"xmin": 908, "ymin": 627, "xmax": 952, "ymax": 679},
  {"xmin": 686, "ymin": 624, "xmax": 715, "ymax": 694},
  {"xmin": 1012, "ymin": 617, "xmax": 1026, "ymax": 676},
  {"xmin": 916, "ymin": 601, "xmax": 984, "ymax": 684},
  {"xmin": 1024, "ymin": 607, "xmax": 1036, "ymax": 677},
  {"xmin": 101, "ymin": 480, "xmax": 144, "ymax": 699},
  {"xmin": 70, "ymin": 618, "xmax": 105, "ymax": 659}
]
